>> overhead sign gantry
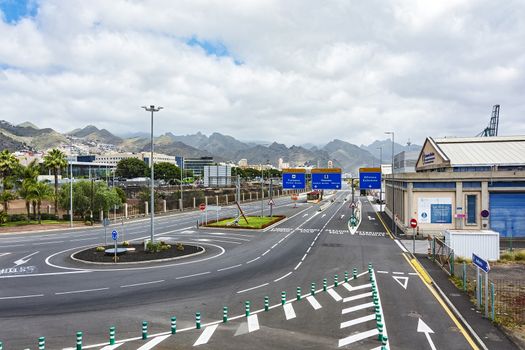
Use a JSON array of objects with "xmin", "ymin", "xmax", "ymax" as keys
[
  {"xmin": 311, "ymin": 168, "xmax": 342, "ymax": 190},
  {"xmin": 282, "ymin": 168, "xmax": 306, "ymax": 189}
]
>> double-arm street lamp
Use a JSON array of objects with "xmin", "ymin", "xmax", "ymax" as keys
[
  {"xmin": 385, "ymin": 131, "xmax": 397, "ymax": 236},
  {"xmin": 376, "ymin": 146, "xmax": 383, "ymax": 213},
  {"xmin": 142, "ymin": 105, "xmax": 163, "ymax": 244}
]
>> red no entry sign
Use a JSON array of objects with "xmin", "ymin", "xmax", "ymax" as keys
[
  {"xmin": 199, "ymin": 203, "xmax": 206, "ymax": 211},
  {"xmin": 410, "ymin": 218, "xmax": 418, "ymax": 228}
]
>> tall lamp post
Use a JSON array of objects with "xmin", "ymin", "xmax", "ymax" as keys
[
  {"xmin": 142, "ymin": 105, "xmax": 163, "ymax": 244},
  {"xmin": 376, "ymin": 146, "xmax": 383, "ymax": 213},
  {"xmin": 384, "ymin": 132, "xmax": 396, "ymax": 236}
]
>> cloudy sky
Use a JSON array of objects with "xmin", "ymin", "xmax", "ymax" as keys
[{"xmin": 0, "ymin": 0, "xmax": 524, "ymax": 147}]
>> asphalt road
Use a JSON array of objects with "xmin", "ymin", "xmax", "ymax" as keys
[{"xmin": 0, "ymin": 191, "xmax": 480, "ymax": 350}]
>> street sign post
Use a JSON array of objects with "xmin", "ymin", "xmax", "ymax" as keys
[
  {"xmin": 311, "ymin": 168, "xmax": 342, "ymax": 190},
  {"xmin": 410, "ymin": 218, "xmax": 418, "ymax": 254},
  {"xmin": 473, "ymin": 253, "xmax": 490, "ymax": 318},
  {"xmin": 359, "ymin": 168, "xmax": 382, "ymax": 190},
  {"xmin": 112, "ymin": 230, "xmax": 118, "ymax": 263},
  {"xmin": 282, "ymin": 169, "xmax": 306, "ymax": 189},
  {"xmin": 268, "ymin": 199, "xmax": 274, "ymax": 217}
]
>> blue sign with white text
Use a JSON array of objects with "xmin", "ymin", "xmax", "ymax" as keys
[
  {"xmin": 472, "ymin": 253, "xmax": 490, "ymax": 273},
  {"xmin": 312, "ymin": 172, "xmax": 342, "ymax": 190},
  {"xmin": 430, "ymin": 204, "xmax": 452, "ymax": 223},
  {"xmin": 282, "ymin": 172, "xmax": 306, "ymax": 189},
  {"xmin": 359, "ymin": 172, "xmax": 381, "ymax": 189}
]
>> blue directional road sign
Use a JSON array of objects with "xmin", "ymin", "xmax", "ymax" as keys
[
  {"xmin": 311, "ymin": 170, "xmax": 342, "ymax": 190},
  {"xmin": 359, "ymin": 168, "xmax": 382, "ymax": 190},
  {"xmin": 111, "ymin": 230, "xmax": 118, "ymax": 241},
  {"xmin": 282, "ymin": 171, "xmax": 306, "ymax": 189},
  {"xmin": 472, "ymin": 253, "xmax": 490, "ymax": 273}
]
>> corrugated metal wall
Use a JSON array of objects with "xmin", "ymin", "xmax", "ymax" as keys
[{"xmin": 489, "ymin": 192, "xmax": 525, "ymax": 238}]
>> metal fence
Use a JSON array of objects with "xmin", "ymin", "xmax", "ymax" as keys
[{"xmin": 430, "ymin": 238, "xmax": 525, "ymax": 326}]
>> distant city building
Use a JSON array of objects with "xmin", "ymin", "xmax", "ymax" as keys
[
  {"xmin": 176, "ymin": 156, "xmax": 184, "ymax": 170},
  {"xmin": 204, "ymin": 165, "xmax": 232, "ymax": 187},
  {"xmin": 393, "ymin": 151, "xmax": 418, "ymax": 173},
  {"xmin": 278, "ymin": 158, "xmax": 290, "ymax": 170},
  {"xmin": 238, "ymin": 159, "xmax": 248, "ymax": 167},
  {"xmin": 327, "ymin": 160, "xmax": 333, "ymax": 168},
  {"xmin": 75, "ymin": 152, "xmax": 177, "ymax": 167},
  {"xmin": 184, "ymin": 157, "xmax": 214, "ymax": 177},
  {"xmin": 13, "ymin": 151, "xmax": 44, "ymax": 166}
]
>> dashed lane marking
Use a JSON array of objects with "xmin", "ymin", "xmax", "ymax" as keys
[
  {"xmin": 340, "ymin": 314, "xmax": 376, "ymax": 329},
  {"xmin": 283, "ymin": 303, "xmax": 296, "ymax": 320},
  {"xmin": 55, "ymin": 287, "xmax": 109, "ymax": 295},
  {"xmin": 306, "ymin": 295, "xmax": 322, "ymax": 310},
  {"xmin": 341, "ymin": 302, "xmax": 375, "ymax": 314},
  {"xmin": 246, "ymin": 256, "xmax": 260, "ymax": 264},
  {"xmin": 274, "ymin": 271, "xmax": 292, "ymax": 282},
  {"xmin": 327, "ymin": 288, "xmax": 342, "ymax": 301},
  {"xmin": 176, "ymin": 272, "xmax": 211, "ymax": 280},
  {"xmin": 138, "ymin": 335, "xmax": 170, "ymax": 350},
  {"xmin": 0, "ymin": 294, "xmax": 44, "ymax": 300},
  {"xmin": 193, "ymin": 325, "xmax": 219, "ymax": 346},
  {"xmin": 247, "ymin": 314, "xmax": 259, "ymax": 332},
  {"xmin": 294, "ymin": 262, "xmax": 302, "ymax": 270},
  {"xmin": 217, "ymin": 264, "xmax": 242, "ymax": 272},
  {"xmin": 237, "ymin": 283, "xmax": 269, "ymax": 294},
  {"xmin": 121, "ymin": 280, "xmax": 164, "ymax": 288},
  {"xmin": 338, "ymin": 329, "xmax": 379, "ymax": 347}
]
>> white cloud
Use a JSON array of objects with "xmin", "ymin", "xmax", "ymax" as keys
[{"xmin": 0, "ymin": 0, "xmax": 524, "ymax": 147}]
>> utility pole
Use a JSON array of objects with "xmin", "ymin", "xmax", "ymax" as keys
[
  {"xmin": 385, "ymin": 131, "xmax": 396, "ymax": 236},
  {"xmin": 377, "ymin": 146, "xmax": 383, "ymax": 213},
  {"xmin": 180, "ymin": 161, "xmax": 183, "ymax": 211},
  {"xmin": 69, "ymin": 162, "xmax": 73, "ymax": 228},
  {"xmin": 260, "ymin": 165, "xmax": 264, "ymax": 217}
]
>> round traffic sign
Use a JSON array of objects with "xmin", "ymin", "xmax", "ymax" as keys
[
  {"xmin": 481, "ymin": 209, "xmax": 490, "ymax": 218},
  {"xmin": 111, "ymin": 230, "xmax": 118, "ymax": 240},
  {"xmin": 410, "ymin": 218, "xmax": 418, "ymax": 228},
  {"xmin": 199, "ymin": 203, "xmax": 206, "ymax": 211}
]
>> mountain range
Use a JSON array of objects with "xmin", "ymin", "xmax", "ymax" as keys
[{"xmin": 0, "ymin": 120, "xmax": 421, "ymax": 174}]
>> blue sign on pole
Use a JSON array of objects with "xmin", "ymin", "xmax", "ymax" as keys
[
  {"xmin": 359, "ymin": 171, "xmax": 381, "ymax": 189},
  {"xmin": 472, "ymin": 253, "xmax": 490, "ymax": 273},
  {"xmin": 282, "ymin": 172, "xmax": 306, "ymax": 189},
  {"xmin": 112, "ymin": 230, "xmax": 118, "ymax": 241},
  {"xmin": 311, "ymin": 172, "xmax": 342, "ymax": 190}
]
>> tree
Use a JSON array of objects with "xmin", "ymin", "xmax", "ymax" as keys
[
  {"xmin": 16, "ymin": 160, "xmax": 41, "ymax": 221},
  {"xmin": 0, "ymin": 150, "xmax": 19, "ymax": 212},
  {"xmin": 153, "ymin": 162, "xmax": 180, "ymax": 183},
  {"xmin": 115, "ymin": 158, "xmax": 149, "ymax": 179},
  {"xmin": 32, "ymin": 182, "xmax": 54, "ymax": 223},
  {"xmin": 43, "ymin": 149, "xmax": 68, "ymax": 215}
]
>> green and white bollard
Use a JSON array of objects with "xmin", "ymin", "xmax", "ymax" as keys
[
  {"xmin": 376, "ymin": 312, "xmax": 382, "ymax": 322},
  {"xmin": 196, "ymin": 312, "xmax": 201, "ymax": 329},
  {"xmin": 0, "ymin": 341, "xmax": 3, "ymax": 350},
  {"xmin": 109, "ymin": 326, "xmax": 116, "ymax": 345},
  {"xmin": 344, "ymin": 271, "xmax": 349, "ymax": 283},
  {"xmin": 245, "ymin": 301, "xmax": 250, "ymax": 317},
  {"xmin": 353, "ymin": 268, "xmax": 357, "ymax": 279},
  {"xmin": 223, "ymin": 307, "xmax": 228, "ymax": 323},
  {"xmin": 142, "ymin": 321, "xmax": 148, "ymax": 340},
  {"xmin": 38, "ymin": 336, "xmax": 45, "ymax": 350},
  {"xmin": 311, "ymin": 282, "xmax": 316, "ymax": 296},
  {"xmin": 264, "ymin": 296, "xmax": 269, "ymax": 311},
  {"xmin": 381, "ymin": 335, "xmax": 388, "ymax": 350},
  {"xmin": 323, "ymin": 278, "xmax": 327, "ymax": 291},
  {"xmin": 296, "ymin": 287, "xmax": 302, "ymax": 301},
  {"xmin": 281, "ymin": 291, "xmax": 287, "ymax": 305},
  {"xmin": 334, "ymin": 274, "xmax": 339, "ymax": 287},
  {"xmin": 377, "ymin": 322, "xmax": 384, "ymax": 341},
  {"xmin": 76, "ymin": 331, "xmax": 83, "ymax": 350},
  {"xmin": 171, "ymin": 317, "xmax": 177, "ymax": 334}
]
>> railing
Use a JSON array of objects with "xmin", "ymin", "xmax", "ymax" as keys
[{"xmin": 431, "ymin": 237, "xmax": 455, "ymax": 275}]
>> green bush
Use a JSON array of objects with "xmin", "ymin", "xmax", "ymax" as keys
[
  {"xmin": 40, "ymin": 213, "xmax": 58, "ymax": 220},
  {"xmin": 176, "ymin": 242, "xmax": 184, "ymax": 251},
  {"xmin": 122, "ymin": 241, "xmax": 130, "ymax": 247},
  {"xmin": 95, "ymin": 246, "xmax": 105, "ymax": 252},
  {"xmin": 500, "ymin": 252, "xmax": 515, "ymax": 261},
  {"xmin": 9, "ymin": 214, "xmax": 27, "ymax": 222},
  {"xmin": 515, "ymin": 250, "xmax": 525, "ymax": 261}
]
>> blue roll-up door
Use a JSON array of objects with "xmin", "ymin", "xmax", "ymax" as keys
[{"xmin": 489, "ymin": 193, "xmax": 525, "ymax": 238}]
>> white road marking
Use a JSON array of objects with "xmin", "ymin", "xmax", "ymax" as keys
[
  {"xmin": 356, "ymin": 271, "xmax": 368, "ymax": 278},
  {"xmin": 343, "ymin": 292, "xmax": 371, "ymax": 303},
  {"xmin": 274, "ymin": 271, "xmax": 292, "ymax": 282},
  {"xmin": 0, "ymin": 294, "xmax": 44, "ymax": 300},
  {"xmin": 137, "ymin": 335, "xmax": 170, "ymax": 350},
  {"xmin": 338, "ymin": 328, "xmax": 379, "ymax": 347},
  {"xmin": 0, "ymin": 271, "xmax": 90, "ymax": 279},
  {"xmin": 237, "ymin": 283, "xmax": 269, "ymax": 294},
  {"xmin": 342, "ymin": 282, "xmax": 371, "ymax": 292},
  {"xmin": 176, "ymin": 271, "xmax": 210, "ymax": 280},
  {"xmin": 340, "ymin": 314, "xmax": 376, "ymax": 329},
  {"xmin": 301, "ymin": 253, "xmax": 307, "ymax": 261},
  {"xmin": 294, "ymin": 262, "xmax": 302, "ymax": 270},
  {"xmin": 261, "ymin": 249, "xmax": 271, "ymax": 256},
  {"xmin": 322, "ymin": 214, "xmax": 326, "ymax": 218},
  {"xmin": 246, "ymin": 256, "xmax": 260, "ymax": 264},
  {"xmin": 55, "ymin": 287, "xmax": 109, "ymax": 295},
  {"xmin": 121, "ymin": 280, "xmax": 164, "ymax": 288},
  {"xmin": 32, "ymin": 240, "xmax": 65, "ymax": 245},
  {"xmin": 271, "ymin": 243, "xmax": 278, "ymax": 249},
  {"xmin": 393, "ymin": 276, "xmax": 409, "ymax": 289},
  {"xmin": 193, "ymin": 324, "xmax": 219, "ymax": 346},
  {"xmin": 69, "ymin": 237, "xmax": 96, "ymax": 242},
  {"xmin": 306, "ymin": 295, "xmax": 322, "ymax": 310},
  {"xmin": 342, "ymin": 302, "xmax": 375, "ymax": 314},
  {"xmin": 302, "ymin": 214, "xmax": 308, "ymax": 217},
  {"xmin": 394, "ymin": 239, "xmax": 409, "ymax": 253},
  {"xmin": 0, "ymin": 252, "xmax": 10, "ymax": 257},
  {"xmin": 13, "ymin": 251, "xmax": 39, "ymax": 266},
  {"xmin": 247, "ymin": 314, "xmax": 260, "ymax": 332},
  {"xmin": 377, "ymin": 270, "xmax": 388, "ymax": 274},
  {"xmin": 392, "ymin": 271, "xmax": 405, "ymax": 275},
  {"xmin": 327, "ymin": 288, "xmax": 342, "ymax": 301},
  {"xmin": 408, "ymin": 272, "xmax": 418, "ymax": 275},
  {"xmin": 283, "ymin": 303, "xmax": 296, "ymax": 320},
  {"xmin": 306, "ymin": 247, "xmax": 311, "ymax": 253},
  {"xmin": 217, "ymin": 264, "xmax": 242, "ymax": 272},
  {"xmin": 99, "ymin": 343, "xmax": 124, "ymax": 350}
]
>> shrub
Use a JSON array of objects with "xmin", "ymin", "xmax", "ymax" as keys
[
  {"xmin": 95, "ymin": 246, "xmax": 105, "ymax": 252},
  {"xmin": 500, "ymin": 252, "xmax": 515, "ymax": 262},
  {"xmin": 122, "ymin": 241, "xmax": 130, "ymax": 247},
  {"xmin": 40, "ymin": 213, "xmax": 58, "ymax": 220},
  {"xmin": 9, "ymin": 214, "xmax": 28, "ymax": 222},
  {"xmin": 176, "ymin": 242, "xmax": 184, "ymax": 251},
  {"xmin": 0, "ymin": 211, "xmax": 8, "ymax": 224},
  {"xmin": 515, "ymin": 250, "xmax": 525, "ymax": 261}
]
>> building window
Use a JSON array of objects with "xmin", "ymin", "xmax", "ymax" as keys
[{"xmin": 466, "ymin": 194, "xmax": 477, "ymax": 225}]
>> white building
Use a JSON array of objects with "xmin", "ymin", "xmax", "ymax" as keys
[{"xmin": 204, "ymin": 165, "xmax": 232, "ymax": 187}]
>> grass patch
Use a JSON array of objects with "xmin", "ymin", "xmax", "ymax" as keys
[
  {"xmin": 499, "ymin": 249, "xmax": 525, "ymax": 263},
  {"xmin": 0, "ymin": 219, "xmax": 66, "ymax": 227},
  {"xmin": 207, "ymin": 216, "xmax": 284, "ymax": 229}
]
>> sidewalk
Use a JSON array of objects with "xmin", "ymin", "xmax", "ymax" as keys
[{"xmin": 417, "ymin": 255, "xmax": 520, "ymax": 349}]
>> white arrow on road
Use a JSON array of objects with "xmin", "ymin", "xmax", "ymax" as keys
[
  {"xmin": 321, "ymin": 214, "xmax": 326, "ymax": 218},
  {"xmin": 340, "ymin": 214, "xmax": 345, "ymax": 219},
  {"xmin": 367, "ymin": 215, "xmax": 376, "ymax": 221},
  {"xmin": 392, "ymin": 276, "xmax": 409, "ymax": 290},
  {"xmin": 303, "ymin": 214, "xmax": 309, "ymax": 217},
  {"xmin": 417, "ymin": 318, "xmax": 436, "ymax": 350},
  {"xmin": 13, "ymin": 251, "xmax": 39, "ymax": 266}
]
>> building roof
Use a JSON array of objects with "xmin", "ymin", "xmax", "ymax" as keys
[{"xmin": 432, "ymin": 136, "xmax": 525, "ymax": 166}]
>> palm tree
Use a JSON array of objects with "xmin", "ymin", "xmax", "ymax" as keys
[
  {"xmin": 0, "ymin": 150, "xmax": 19, "ymax": 212},
  {"xmin": 33, "ymin": 182, "xmax": 54, "ymax": 223},
  {"xmin": 17, "ymin": 160, "xmax": 40, "ymax": 221},
  {"xmin": 43, "ymin": 149, "xmax": 68, "ymax": 216}
]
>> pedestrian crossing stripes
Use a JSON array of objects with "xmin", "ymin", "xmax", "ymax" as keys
[
  {"xmin": 306, "ymin": 295, "xmax": 322, "ymax": 310},
  {"xmin": 194, "ymin": 325, "xmax": 218, "ymax": 346},
  {"xmin": 138, "ymin": 335, "xmax": 170, "ymax": 350},
  {"xmin": 283, "ymin": 303, "xmax": 296, "ymax": 320}
]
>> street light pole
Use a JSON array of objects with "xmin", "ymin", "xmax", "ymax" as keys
[
  {"xmin": 70, "ymin": 162, "xmax": 73, "ymax": 228},
  {"xmin": 260, "ymin": 164, "xmax": 264, "ymax": 218},
  {"xmin": 142, "ymin": 105, "xmax": 163, "ymax": 244},
  {"xmin": 385, "ymin": 132, "xmax": 396, "ymax": 236},
  {"xmin": 377, "ymin": 146, "xmax": 383, "ymax": 213}
]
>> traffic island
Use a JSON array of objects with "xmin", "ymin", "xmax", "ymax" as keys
[
  {"xmin": 205, "ymin": 216, "xmax": 285, "ymax": 229},
  {"xmin": 72, "ymin": 242, "xmax": 204, "ymax": 264}
]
